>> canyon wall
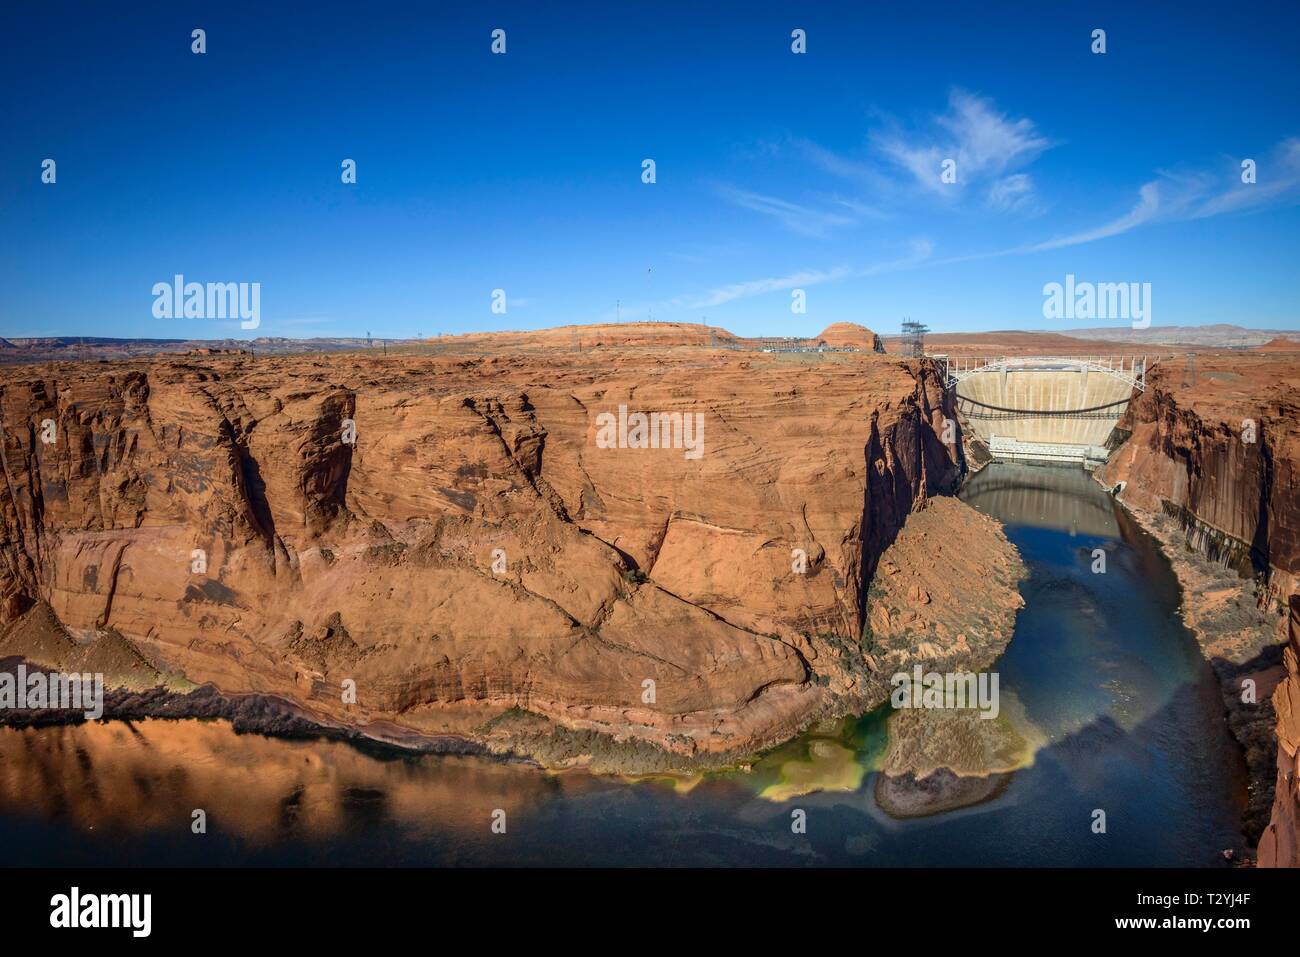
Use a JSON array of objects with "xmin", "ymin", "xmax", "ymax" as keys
[
  {"xmin": 1259, "ymin": 596, "xmax": 1300, "ymax": 867},
  {"xmin": 1098, "ymin": 353, "xmax": 1300, "ymax": 862},
  {"xmin": 1099, "ymin": 355, "xmax": 1299, "ymax": 604},
  {"xmin": 0, "ymin": 343, "xmax": 1009, "ymax": 769}
]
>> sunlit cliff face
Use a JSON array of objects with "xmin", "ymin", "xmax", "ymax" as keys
[{"xmin": 0, "ymin": 347, "xmax": 967, "ymax": 765}]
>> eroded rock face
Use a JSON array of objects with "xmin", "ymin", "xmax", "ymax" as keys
[
  {"xmin": 0, "ymin": 345, "xmax": 999, "ymax": 767},
  {"xmin": 1259, "ymin": 597, "xmax": 1300, "ymax": 867},
  {"xmin": 1095, "ymin": 353, "xmax": 1300, "ymax": 862},
  {"xmin": 1099, "ymin": 355, "xmax": 1300, "ymax": 605}
]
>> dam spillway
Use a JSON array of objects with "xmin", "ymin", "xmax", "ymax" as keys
[{"xmin": 937, "ymin": 355, "xmax": 1148, "ymax": 467}]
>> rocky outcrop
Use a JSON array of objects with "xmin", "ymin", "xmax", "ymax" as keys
[
  {"xmin": 1259, "ymin": 597, "xmax": 1300, "ymax": 867},
  {"xmin": 815, "ymin": 323, "xmax": 879, "ymax": 351},
  {"xmin": 0, "ymin": 344, "xmax": 1009, "ymax": 770},
  {"xmin": 863, "ymin": 496, "xmax": 1024, "ymax": 670},
  {"xmin": 1256, "ymin": 338, "xmax": 1300, "ymax": 353}
]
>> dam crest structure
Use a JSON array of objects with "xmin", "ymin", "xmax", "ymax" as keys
[{"xmin": 934, "ymin": 355, "xmax": 1150, "ymax": 468}]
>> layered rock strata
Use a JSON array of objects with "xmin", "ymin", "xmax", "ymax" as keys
[
  {"xmin": 0, "ymin": 340, "xmax": 1020, "ymax": 770},
  {"xmin": 1259, "ymin": 597, "xmax": 1300, "ymax": 866},
  {"xmin": 1098, "ymin": 353, "xmax": 1300, "ymax": 860}
]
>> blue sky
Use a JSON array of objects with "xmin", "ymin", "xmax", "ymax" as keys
[{"xmin": 2, "ymin": 1, "xmax": 1298, "ymax": 340}]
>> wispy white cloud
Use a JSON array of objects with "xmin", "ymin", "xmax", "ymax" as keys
[
  {"xmin": 874, "ymin": 89, "xmax": 1052, "ymax": 205},
  {"xmin": 929, "ymin": 137, "xmax": 1300, "ymax": 264},
  {"xmin": 827, "ymin": 194, "xmax": 888, "ymax": 219},
  {"xmin": 987, "ymin": 173, "xmax": 1036, "ymax": 212},
  {"xmin": 863, "ymin": 238, "xmax": 934, "ymax": 276},
  {"xmin": 1016, "ymin": 138, "xmax": 1300, "ymax": 253},
  {"xmin": 682, "ymin": 265, "xmax": 852, "ymax": 308},
  {"xmin": 1024, "ymin": 181, "xmax": 1163, "ymax": 252},
  {"xmin": 708, "ymin": 91, "xmax": 1298, "ymax": 298},
  {"xmin": 1192, "ymin": 137, "xmax": 1300, "ymax": 218},
  {"xmin": 790, "ymin": 90, "xmax": 1053, "ymax": 214},
  {"xmin": 796, "ymin": 138, "xmax": 892, "ymax": 193},
  {"xmin": 679, "ymin": 239, "xmax": 933, "ymax": 309},
  {"xmin": 715, "ymin": 186, "xmax": 862, "ymax": 237}
]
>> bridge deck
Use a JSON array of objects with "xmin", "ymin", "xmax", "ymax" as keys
[{"xmin": 933, "ymin": 354, "xmax": 1150, "ymax": 392}]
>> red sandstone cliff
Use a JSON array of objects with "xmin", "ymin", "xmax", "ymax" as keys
[
  {"xmin": 1098, "ymin": 353, "xmax": 1300, "ymax": 862},
  {"xmin": 1259, "ymin": 596, "xmax": 1300, "ymax": 866},
  {"xmin": 0, "ymin": 345, "xmax": 1015, "ymax": 769},
  {"xmin": 1100, "ymin": 355, "xmax": 1300, "ymax": 604},
  {"xmin": 439, "ymin": 321, "xmax": 882, "ymax": 355}
]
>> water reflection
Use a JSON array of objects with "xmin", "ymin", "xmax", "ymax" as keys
[
  {"xmin": 961, "ymin": 462, "xmax": 1120, "ymax": 537},
  {"xmin": 0, "ymin": 720, "xmax": 553, "ymax": 841}
]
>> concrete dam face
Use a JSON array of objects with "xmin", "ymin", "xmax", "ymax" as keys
[{"xmin": 940, "ymin": 356, "xmax": 1147, "ymax": 467}]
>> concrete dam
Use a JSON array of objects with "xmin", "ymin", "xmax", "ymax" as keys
[{"xmin": 937, "ymin": 355, "xmax": 1148, "ymax": 468}]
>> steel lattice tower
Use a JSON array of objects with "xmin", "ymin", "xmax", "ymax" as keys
[{"xmin": 901, "ymin": 319, "xmax": 929, "ymax": 357}]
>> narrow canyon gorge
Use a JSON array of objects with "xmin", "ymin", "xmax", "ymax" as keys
[{"xmin": 1, "ymin": 325, "xmax": 1296, "ymax": 864}]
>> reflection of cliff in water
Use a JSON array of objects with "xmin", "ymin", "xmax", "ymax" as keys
[
  {"xmin": 961, "ymin": 462, "xmax": 1120, "ymax": 537},
  {"xmin": 0, "ymin": 720, "xmax": 553, "ymax": 846}
]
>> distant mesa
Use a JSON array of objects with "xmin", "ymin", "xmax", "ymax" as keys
[
  {"xmin": 448, "ymin": 321, "xmax": 734, "ymax": 350},
  {"xmin": 1255, "ymin": 337, "xmax": 1300, "ymax": 352},
  {"xmin": 0, "ymin": 335, "xmax": 368, "ymax": 365},
  {"xmin": 184, "ymin": 347, "xmax": 251, "ymax": 357},
  {"xmin": 433, "ymin": 321, "xmax": 881, "ymax": 353},
  {"xmin": 1059, "ymin": 323, "xmax": 1294, "ymax": 349},
  {"xmin": 912, "ymin": 329, "xmax": 1134, "ymax": 356},
  {"xmin": 815, "ymin": 322, "xmax": 880, "ymax": 350}
]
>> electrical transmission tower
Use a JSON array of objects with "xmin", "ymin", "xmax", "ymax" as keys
[{"xmin": 901, "ymin": 319, "xmax": 929, "ymax": 357}]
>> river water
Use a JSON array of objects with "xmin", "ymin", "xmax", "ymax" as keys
[{"xmin": 0, "ymin": 463, "xmax": 1247, "ymax": 866}]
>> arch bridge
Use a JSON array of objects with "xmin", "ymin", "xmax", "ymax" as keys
[{"xmin": 932, "ymin": 355, "xmax": 1152, "ymax": 468}]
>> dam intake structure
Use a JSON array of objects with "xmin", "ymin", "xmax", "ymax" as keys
[{"xmin": 935, "ymin": 355, "xmax": 1150, "ymax": 468}]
